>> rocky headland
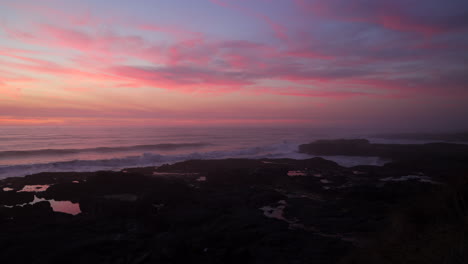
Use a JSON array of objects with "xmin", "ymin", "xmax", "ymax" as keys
[{"xmin": 1, "ymin": 140, "xmax": 468, "ymax": 263}]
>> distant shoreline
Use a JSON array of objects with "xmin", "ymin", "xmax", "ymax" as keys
[
  {"xmin": 1, "ymin": 151, "xmax": 467, "ymax": 263},
  {"xmin": 3, "ymin": 138, "xmax": 468, "ymax": 179},
  {"xmin": 372, "ymin": 131, "xmax": 468, "ymax": 142}
]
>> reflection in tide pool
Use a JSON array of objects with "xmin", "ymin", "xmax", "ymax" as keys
[
  {"xmin": 32, "ymin": 196, "xmax": 81, "ymax": 215},
  {"xmin": 7, "ymin": 196, "xmax": 81, "ymax": 215},
  {"xmin": 19, "ymin": 185, "xmax": 50, "ymax": 192},
  {"xmin": 287, "ymin": 171, "xmax": 307, "ymax": 177},
  {"xmin": 48, "ymin": 199, "xmax": 81, "ymax": 215}
]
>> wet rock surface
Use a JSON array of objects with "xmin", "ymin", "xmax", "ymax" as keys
[{"xmin": 1, "ymin": 154, "xmax": 467, "ymax": 263}]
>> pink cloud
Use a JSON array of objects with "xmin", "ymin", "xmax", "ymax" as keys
[
  {"xmin": 109, "ymin": 65, "xmax": 250, "ymax": 94},
  {"xmin": 0, "ymin": 83, "xmax": 21, "ymax": 99},
  {"xmin": 1, "ymin": 27, "xmax": 461, "ymax": 100},
  {"xmin": 252, "ymin": 86, "xmax": 369, "ymax": 98},
  {"xmin": 40, "ymin": 24, "xmax": 147, "ymax": 56},
  {"xmin": 1, "ymin": 2, "xmax": 465, "ymax": 102},
  {"xmin": 0, "ymin": 52, "xmax": 129, "ymax": 86},
  {"xmin": 0, "ymin": 67, "xmax": 37, "ymax": 98}
]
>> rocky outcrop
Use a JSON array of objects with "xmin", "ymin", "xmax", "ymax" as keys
[
  {"xmin": 0, "ymin": 153, "xmax": 466, "ymax": 263},
  {"xmin": 299, "ymin": 139, "xmax": 468, "ymax": 163}
]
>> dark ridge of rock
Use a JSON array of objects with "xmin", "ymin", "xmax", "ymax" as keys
[
  {"xmin": 342, "ymin": 175, "xmax": 468, "ymax": 264},
  {"xmin": 374, "ymin": 131, "xmax": 468, "ymax": 142},
  {"xmin": 156, "ymin": 158, "xmax": 342, "ymax": 174},
  {"xmin": 37, "ymin": 182, "xmax": 86, "ymax": 202},
  {"xmin": 0, "ymin": 172, "xmax": 92, "ymax": 191},
  {"xmin": 83, "ymin": 171, "xmax": 154, "ymax": 194},
  {"xmin": 0, "ymin": 201, "xmax": 54, "ymax": 220},
  {"xmin": 156, "ymin": 158, "xmax": 281, "ymax": 173},
  {"xmin": 120, "ymin": 166, "xmax": 158, "ymax": 176},
  {"xmin": 21, "ymin": 171, "xmax": 90, "ymax": 184},
  {"xmin": 0, "ymin": 155, "xmax": 466, "ymax": 263},
  {"xmin": 299, "ymin": 139, "xmax": 468, "ymax": 165},
  {"xmin": 299, "ymin": 139, "xmax": 372, "ymax": 156},
  {"xmin": 0, "ymin": 191, "xmax": 34, "ymax": 206}
]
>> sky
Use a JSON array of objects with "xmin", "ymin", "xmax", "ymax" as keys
[{"xmin": 0, "ymin": 0, "xmax": 467, "ymax": 130}]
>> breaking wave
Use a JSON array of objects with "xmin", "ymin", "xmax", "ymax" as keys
[
  {"xmin": 0, "ymin": 142, "xmax": 390, "ymax": 179},
  {"xmin": 0, "ymin": 143, "xmax": 210, "ymax": 159},
  {"xmin": 0, "ymin": 142, "xmax": 311, "ymax": 178}
]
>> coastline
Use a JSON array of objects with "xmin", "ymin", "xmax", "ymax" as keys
[{"xmin": 1, "ymin": 140, "xmax": 468, "ymax": 263}]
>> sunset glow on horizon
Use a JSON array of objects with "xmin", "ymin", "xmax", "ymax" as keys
[{"xmin": 1, "ymin": 0, "xmax": 467, "ymax": 130}]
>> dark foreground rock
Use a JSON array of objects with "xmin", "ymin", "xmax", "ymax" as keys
[
  {"xmin": 1, "ymin": 155, "xmax": 467, "ymax": 263},
  {"xmin": 299, "ymin": 139, "xmax": 468, "ymax": 161},
  {"xmin": 300, "ymin": 139, "xmax": 468, "ymax": 176},
  {"xmin": 374, "ymin": 131, "xmax": 468, "ymax": 142}
]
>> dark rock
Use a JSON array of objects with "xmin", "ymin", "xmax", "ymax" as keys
[
  {"xmin": 1, "ymin": 153, "xmax": 466, "ymax": 263},
  {"xmin": 299, "ymin": 139, "xmax": 468, "ymax": 163},
  {"xmin": 0, "ymin": 191, "xmax": 34, "ymax": 206}
]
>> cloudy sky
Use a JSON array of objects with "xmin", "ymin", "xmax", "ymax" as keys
[{"xmin": 0, "ymin": 0, "xmax": 467, "ymax": 130}]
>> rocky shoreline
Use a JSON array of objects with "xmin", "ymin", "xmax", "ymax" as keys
[{"xmin": 1, "ymin": 140, "xmax": 468, "ymax": 263}]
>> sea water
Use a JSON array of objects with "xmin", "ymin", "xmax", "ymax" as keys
[{"xmin": 0, "ymin": 126, "xmax": 428, "ymax": 178}]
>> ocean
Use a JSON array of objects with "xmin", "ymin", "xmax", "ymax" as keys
[{"xmin": 0, "ymin": 126, "xmax": 434, "ymax": 179}]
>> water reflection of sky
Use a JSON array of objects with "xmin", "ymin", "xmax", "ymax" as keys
[
  {"xmin": 18, "ymin": 185, "xmax": 51, "ymax": 192},
  {"xmin": 4, "ymin": 195, "xmax": 81, "ymax": 216},
  {"xmin": 31, "ymin": 196, "xmax": 81, "ymax": 215}
]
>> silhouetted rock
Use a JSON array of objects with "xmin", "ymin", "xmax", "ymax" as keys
[
  {"xmin": 374, "ymin": 131, "xmax": 468, "ymax": 142},
  {"xmin": 0, "ymin": 149, "xmax": 467, "ymax": 263},
  {"xmin": 0, "ymin": 191, "xmax": 34, "ymax": 206},
  {"xmin": 299, "ymin": 139, "xmax": 468, "ymax": 166}
]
